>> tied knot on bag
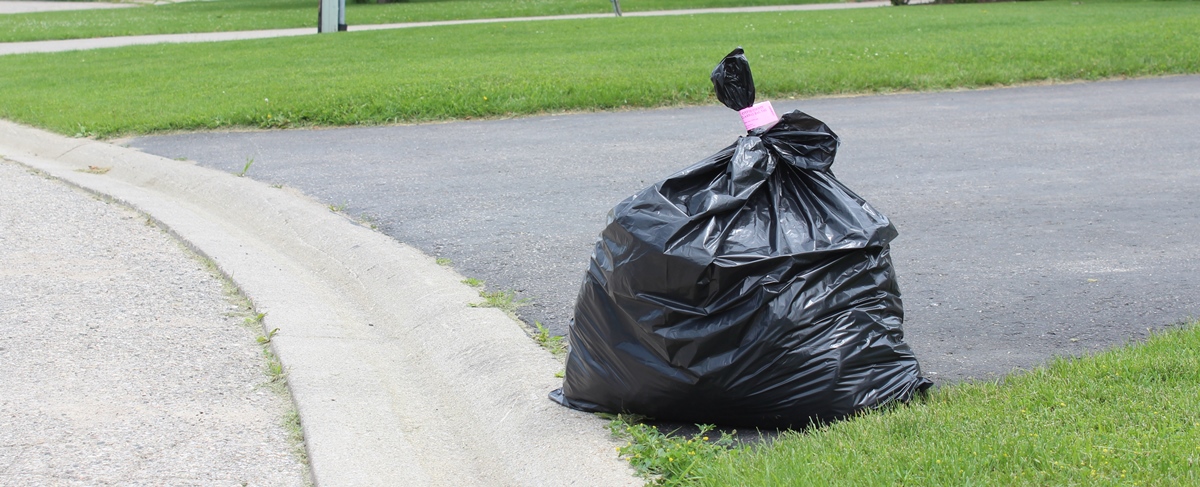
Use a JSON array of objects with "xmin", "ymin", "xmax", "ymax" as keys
[{"xmin": 711, "ymin": 47, "xmax": 756, "ymax": 112}]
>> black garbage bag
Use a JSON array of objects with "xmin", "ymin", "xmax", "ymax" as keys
[{"xmin": 550, "ymin": 48, "xmax": 932, "ymax": 428}]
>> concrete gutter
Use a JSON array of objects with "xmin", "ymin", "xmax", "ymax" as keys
[{"xmin": 0, "ymin": 119, "xmax": 640, "ymax": 486}]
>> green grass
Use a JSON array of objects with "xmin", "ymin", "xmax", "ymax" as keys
[
  {"xmin": 610, "ymin": 418, "xmax": 739, "ymax": 485},
  {"xmin": 469, "ymin": 288, "xmax": 531, "ymax": 314},
  {"xmin": 534, "ymin": 321, "xmax": 567, "ymax": 357},
  {"xmin": 0, "ymin": 0, "xmax": 836, "ymax": 43},
  {"xmin": 283, "ymin": 408, "xmax": 310, "ymax": 467},
  {"xmin": 236, "ymin": 156, "xmax": 254, "ymax": 177},
  {"xmin": 1, "ymin": 0, "xmax": 1196, "ymax": 138},
  {"xmin": 615, "ymin": 322, "xmax": 1200, "ymax": 486}
]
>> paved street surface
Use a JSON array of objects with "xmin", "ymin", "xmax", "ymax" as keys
[
  {"xmin": 0, "ymin": 161, "xmax": 307, "ymax": 486},
  {"xmin": 131, "ymin": 76, "xmax": 1200, "ymax": 384}
]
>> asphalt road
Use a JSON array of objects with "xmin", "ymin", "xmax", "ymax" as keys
[{"xmin": 130, "ymin": 75, "xmax": 1200, "ymax": 384}]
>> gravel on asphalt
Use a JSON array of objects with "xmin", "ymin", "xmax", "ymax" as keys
[{"xmin": 0, "ymin": 160, "xmax": 309, "ymax": 486}]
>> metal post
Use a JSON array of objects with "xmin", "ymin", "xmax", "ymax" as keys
[
  {"xmin": 611, "ymin": 0, "xmax": 621, "ymax": 17},
  {"xmin": 319, "ymin": 0, "xmax": 339, "ymax": 33},
  {"xmin": 338, "ymin": 0, "xmax": 347, "ymax": 31}
]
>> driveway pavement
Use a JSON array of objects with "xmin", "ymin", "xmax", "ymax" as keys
[{"xmin": 130, "ymin": 75, "xmax": 1200, "ymax": 384}]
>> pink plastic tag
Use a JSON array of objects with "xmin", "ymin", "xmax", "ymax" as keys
[{"xmin": 739, "ymin": 101, "xmax": 779, "ymax": 131}]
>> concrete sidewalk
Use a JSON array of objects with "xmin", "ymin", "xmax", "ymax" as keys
[
  {"xmin": 0, "ymin": 1, "xmax": 135, "ymax": 14},
  {"xmin": 0, "ymin": 1, "xmax": 890, "ymax": 56},
  {"xmin": 0, "ymin": 120, "xmax": 640, "ymax": 486}
]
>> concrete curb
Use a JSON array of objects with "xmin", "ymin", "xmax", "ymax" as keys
[{"xmin": 0, "ymin": 120, "xmax": 640, "ymax": 486}]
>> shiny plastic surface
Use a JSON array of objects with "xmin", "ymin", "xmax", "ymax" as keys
[
  {"xmin": 711, "ymin": 48, "xmax": 755, "ymax": 111},
  {"xmin": 550, "ymin": 50, "xmax": 931, "ymax": 428}
]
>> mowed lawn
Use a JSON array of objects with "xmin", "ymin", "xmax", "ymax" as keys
[
  {"xmin": 0, "ymin": 0, "xmax": 837, "ymax": 42},
  {"xmin": 606, "ymin": 324, "xmax": 1199, "ymax": 486},
  {"xmin": 688, "ymin": 323, "xmax": 1200, "ymax": 486},
  {"xmin": 2, "ymin": 0, "xmax": 1196, "ymax": 138}
]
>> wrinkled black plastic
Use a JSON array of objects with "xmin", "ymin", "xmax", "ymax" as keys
[
  {"xmin": 711, "ymin": 47, "xmax": 755, "ymax": 111},
  {"xmin": 550, "ymin": 50, "xmax": 931, "ymax": 428}
]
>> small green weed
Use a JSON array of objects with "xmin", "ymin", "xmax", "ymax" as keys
[
  {"xmin": 257, "ymin": 327, "xmax": 280, "ymax": 344},
  {"xmin": 283, "ymin": 408, "xmax": 309, "ymax": 465},
  {"xmin": 244, "ymin": 311, "xmax": 266, "ymax": 326},
  {"xmin": 328, "ymin": 202, "xmax": 347, "ymax": 212},
  {"xmin": 609, "ymin": 415, "xmax": 736, "ymax": 486},
  {"xmin": 73, "ymin": 123, "xmax": 95, "ymax": 138},
  {"xmin": 236, "ymin": 157, "xmax": 253, "ymax": 177},
  {"xmin": 436, "ymin": 257, "xmax": 452, "ymax": 266},
  {"xmin": 534, "ymin": 321, "xmax": 567, "ymax": 357},
  {"xmin": 461, "ymin": 277, "xmax": 484, "ymax": 287},
  {"xmin": 180, "ymin": 248, "xmax": 308, "ymax": 475},
  {"xmin": 356, "ymin": 213, "xmax": 380, "ymax": 230},
  {"xmin": 470, "ymin": 288, "xmax": 530, "ymax": 315},
  {"xmin": 264, "ymin": 347, "xmax": 286, "ymax": 384}
]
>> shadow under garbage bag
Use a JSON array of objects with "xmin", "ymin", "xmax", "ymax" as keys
[{"xmin": 550, "ymin": 48, "xmax": 933, "ymax": 429}]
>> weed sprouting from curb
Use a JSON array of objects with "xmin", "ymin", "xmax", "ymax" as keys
[
  {"xmin": 459, "ymin": 276, "xmax": 569, "ymax": 361},
  {"xmin": 195, "ymin": 254, "xmax": 311, "ymax": 480},
  {"xmin": 607, "ymin": 415, "xmax": 736, "ymax": 486},
  {"xmin": 236, "ymin": 157, "xmax": 254, "ymax": 177},
  {"xmin": 471, "ymin": 288, "xmax": 530, "ymax": 315},
  {"xmin": 355, "ymin": 212, "xmax": 381, "ymax": 230},
  {"xmin": 283, "ymin": 408, "xmax": 309, "ymax": 467},
  {"xmin": 262, "ymin": 344, "xmax": 288, "ymax": 391},
  {"xmin": 257, "ymin": 326, "xmax": 280, "ymax": 344},
  {"xmin": 436, "ymin": 257, "xmax": 452, "ymax": 266},
  {"xmin": 534, "ymin": 322, "xmax": 567, "ymax": 358},
  {"xmin": 239, "ymin": 310, "xmax": 289, "ymax": 392},
  {"xmin": 245, "ymin": 310, "xmax": 267, "ymax": 325},
  {"xmin": 236, "ymin": 300, "xmax": 309, "ymax": 481}
]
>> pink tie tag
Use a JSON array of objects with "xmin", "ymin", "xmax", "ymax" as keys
[{"xmin": 738, "ymin": 101, "xmax": 779, "ymax": 131}]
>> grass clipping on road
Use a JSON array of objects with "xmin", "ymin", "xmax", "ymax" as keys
[
  {"xmin": 612, "ymin": 322, "xmax": 1200, "ymax": 486},
  {"xmin": 2, "ymin": 0, "xmax": 1199, "ymax": 138}
]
